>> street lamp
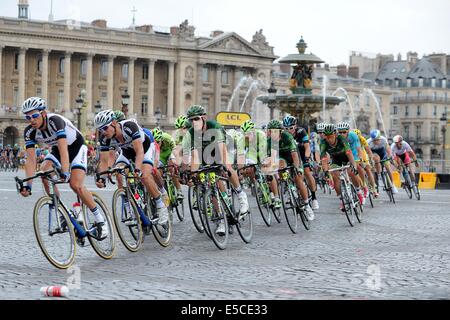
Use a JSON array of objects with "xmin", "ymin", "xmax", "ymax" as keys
[
  {"xmin": 121, "ymin": 89, "xmax": 130, "ymax": 118},
  {"xmin": 94, "ymin": 100, "xmax": 102, "ymax": 115},
  {"xmin": 267, "ymin": 81, "xmax": 277, "ymax": 119},
  {"xmin": 440, "ymin": 112, "xmax": 448, "ymax": 173},
  {"xmin": 154, "ymin": 107, "xmax": 162, "ymax": 128},
  {"xmin": 75, "ymin": 94, "xmax": 84, "ymax": 131}
]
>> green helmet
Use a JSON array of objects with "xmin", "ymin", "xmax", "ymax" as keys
[
  {"xmin": 152, "ymin": 127, "xmax": 163, "ymax": 142},
  {"xmin": 267, "ymin": 119, "xmax": 282, "ymax": 130},
  {"xmin": 323, "ymin": 124, "xmax": 336, "ymax": 135},
  {"xmin": 113, "ymin": 110, "xmax": 126, "ymax": 122},
  {"xmin": 241, "ymin": 120, "xmax": 255, "ymax": 133},
  {"xmin": 175, "ymin": 115, "xmax": 188, "ymax": 129},
  {"xmin": 186, "ymin": 105, "xmax": 206, "ymax": 118}
]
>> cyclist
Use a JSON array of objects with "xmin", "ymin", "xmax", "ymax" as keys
[
  {"xmin": 94, "ymin": 109, "xmax": 169, "ymax": 225},
  {"xmin": 173, "ymin": 115, "xmax": 190, "ymax": 166},
  {"xmin": 320, "ymin": 124, "xmax": 364, "ymax": 211},
  {"xmin": 336, "ymin": 122, "xmax": 367, "ymax": 204},
  {"xmin": 19, "ymin": 97, "xmax": 109, "ymax": 239},
  {"xmin": 236, "ymin": 120, "xmax": 281, "ymax": 209},
  {"xmin": 185, "ymin": 105, "xmax": 249, "ymax": 236},
  {"xmin": 266, "ymin": 119, "xmax": 314, "ymax": 220},
  {"xmin": 353, "ymin": 129, "xmax": 378, "ymax": 197},
  {"xmin": 391, "ymin": 135, "xmax": 419, "ymax": 185},
  {"xmin": 283, "ymin": 116, "xmax": 319, "ymax": 210},
  {"xmin": 367, "ymin": 129, "xmax": 398, "ymax": 194}
]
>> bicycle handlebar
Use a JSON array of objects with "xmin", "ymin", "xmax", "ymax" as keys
[
  {"xmin": 190, "ymin": 164, "xmax": 232, "ymax": 178},
  {"xmin": 328, "ymin": 165, "xmax": 351, "ymax": 173}
]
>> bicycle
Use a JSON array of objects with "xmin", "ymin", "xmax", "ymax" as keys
[
  {"xmin": 192, "ymin": 164, "xmax": 253, "ymax": 250},
  {"xmin": 98, "ymin": 164, "xmax": 173, "ymax": 252},
  {"xmin": 277, "ymin": 166, "xmax": 311, "ymax": 234},
  {"xmin": 159, "ymin": 164, "xmax": 185, "ymax": 222},
  {"xmin": 14, "ymin": 169, "xmax": 116, "ymax": 269},
  {"xmin": 398, "ymin": 160, "xmax": 421, "ymax": 200},
  {"xmin": 374, "ymin": 158, "xmax": 396, "ymax": 204},
  {"xmin": 328, "ymin": 165, "xmax": 363, "ymax": 227},
  {"xmin": 238, "ymin": 163, "xmax": 282, "ymax": 227}
]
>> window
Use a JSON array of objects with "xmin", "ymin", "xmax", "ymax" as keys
[
  {"xmin": 202, "ymin": 96, "xmax": 210, "ymax": 110},
  {"xmin": 141, "ymin": 95, "xmax": 148, "ymax": 115},
  {"xmin": 415, "ymin": 125, "xmax": 421, "ymax": 141},
  {"xmin": 393, "ymin": 106, "xmax": 398, "ymax": 115},
  {"xmin": 433, "ymin": 92, "xmax": 437, "ymax": 101},
  {"xmin": 431, "ymin": 126, "xmax": 437, "ymax": 142},
  {"xmin": 57, "ymin": 90, "xmax": 64, "ymax": 110},
  {"xmin": 142, "ymin": 64, "xmax": 149, "ymax": 80},
  {"xmin": 202, "ymin": 66, "xmax": 210, "ymax": 82},
  {"xmin": 36, "ymin": 87, "xmax": 42, "ymax": 97},
  {"xmin": 122, "ymin": 63, "xmax": 129, "ymax": 80},
  {"xmin": 14, "ymin": 53, "xmax": 19, "ymax": 70},
  {"xmin": 404, "ymin": 125, "xmax": 410, "ymax": 140},
  {"xmin": 419, "ymin": 78, "xmax": 424, "ymax": 87},
  {"xmin": 101, "ymin": 60, "xmax": 108, "ymax": 78},
  {"xmin": 80, "ymin": 59, "xmax": 87, "ymax": 77},
  {"xmin": 405, "ymin": 106, "xmax": 409, "ymax": 117},
  {"xmin": 37, "ymin": 57, "xmax": 42, "ymax": 73},
  {"xmin": 13, "ymin": 87, "xmax": 19, "ymax": 107},
  {"xmin": 221, "ymin": 98, "xmax": 228, "ymax": 108},
  {"xmin": 221, "ymin": 71, "xmax": 229, "ymax": 85},
  {"xmin": 59, "ymin": 57, "xmax": 65, "ymax": 73},
  {"xmin": 433, "ymin": 106, "xmax": 437, "ymax": 116},
  {"xmin": 417, "ymin": 106, "xmax": 421, "ymax": 116}
]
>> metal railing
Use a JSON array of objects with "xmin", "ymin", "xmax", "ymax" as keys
[
  {"xmin": 393, "ymin": 96, "xmax": 449, "ymax": 104},
  {"xmin": 417, "ymin": 159, "xmax": 450, "ymax": 174}
]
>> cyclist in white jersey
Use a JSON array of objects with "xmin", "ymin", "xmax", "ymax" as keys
[
  {"xmin": 391, "ymin": 135, "xmax": 419, "ymax": 184},
  {"xmin": 19, "ymin": 97, "xmax": 109, "ymax": 239}
]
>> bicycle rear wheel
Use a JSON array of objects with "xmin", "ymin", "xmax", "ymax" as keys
[
  {"xmin": 253, "ymin": 181, "xmax": 272, "ymax": 227},
  {"xmin": 279, "ymin": 181, "xmax": 298, "ymax": 234},
  {"xmin": 341, "ymin": 182, "xmax": 356, "ymax": 227},
  {"xmin": 204, "ymin": 189, "xmax": 228, "ymax": 250},
  {"xmin": 33, "ymin": 196, "xmax": 76, "ymax": 269},
  {"xmin": 148, "ymin": 200, "xmax": 173, "ymax": 248},
  {"xmin": 112, "ymin": 188, "xmax": 143, "ymax": 253},
  {"xmin": 230, "ymin": 190, "xmax": 253, "ymax": 244},
  {"xmin": 403, "ymin": 171, "xmax": 413, "ymax": 199},
  {"xmin": 413, "ymin": 184, "xmax": 421, "ymax": 200},
  {"xmin": 188, "ymin": 186, "xmax": 204, "ymax": 233},
  {"xmin": 196, "ymin": 185, "xmax": 212, "ymax": 239}
]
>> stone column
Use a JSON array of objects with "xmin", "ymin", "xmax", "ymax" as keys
[
  {"xmin": 196, "ymin": 62, "xmax": 204, "ymax": 106},
  {"xmin": 107, "ymin": 55, "xmax": 115, "ymax": 108},
  {"xmin": 41, "ymin": 49, "xmax": 50, "ymax": 102},
  {"xmin": 0, "ymin": 46, "xmax": 3, "ymax": 106},
  {"xmin": 63, "ymin": 51, "xmax": 72, "ymax": 113},
  {"xmin": 127, "ymin": 57, "xmax": 136, "ymax": 117},
  {"xmin": 86, "ymin": 53, "xmax": 94, "ymax": 112},
  {"xmin": 233, "ymin": 66, "xmax": 242, "ymax": 112},
  {"xmin": 215, "ymin": 64, "xmax": 223, "ymax": 116},
  {"xmin": 147, "ymin": 58, "xmax": 156, "ymax": 121},
  {"xmin": 18, "ymin": 47, "xmax": 27, "ymax": 108},
  {"xmin": 167, "ymin": 60, "xmax": 175, "ymax": 119}
]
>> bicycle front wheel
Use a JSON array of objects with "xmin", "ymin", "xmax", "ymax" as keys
[
  {"xmin": 188, "ymin": 186, "xmax": 204, "ymax": 234},
  {"xmin": 280, "ymin": 181, "xmax": 298, "ymax": 234},
  {"xmin": 350, "ymin": 185, "xmax": 363, "ymax": 224},
  {"xmin": 204, "ymin": 188, "xmax": 228, "ymax": 250},
  {"xmin": 231, "ymin": 191, "xmax": 253, "ymax": 244},
  {"xmin": 149, "ymin": 200, "xmax": 173, "ymax": 248},
  {"xmin": 341, "ymin": 182, "xmax": 355, "ymax": 227},
  {"xmin": 253, "ymin": 181, "xmax": 272, "ymax": 227},
  {"xmin": 83, "ymin": 192, "xmax": 116, "ymax": 260},
  {"xmin": 33, "ymin": 196, "xmax": 76, "ymax": 269}
]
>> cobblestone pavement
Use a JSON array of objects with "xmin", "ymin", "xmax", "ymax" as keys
[{"xmin": 0, "ymin": 170, "xmax": 449, "ymax": 300}]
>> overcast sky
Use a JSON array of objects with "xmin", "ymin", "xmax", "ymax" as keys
[{"xmin": 2, "ymin": 0, "xmax": 450, "ymax": 65}]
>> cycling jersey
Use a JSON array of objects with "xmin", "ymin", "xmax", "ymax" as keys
[
  {"xmin": 268, "ymin": 131, "xmax": 298, "ymax": 164},
  {"xmin": 289, "ymin": 127, "xmax": 312, "ymax": 167},
  {"xmin": 24, "ymin": 113, "xmax": 87, "ymax": 170},
  {"xmin": 187, "ymin": 120, "xmax": 226, "ymax": 165},
  {"xmin": 357, "ymin": 135, "xmax": 370, "ymax": 163},
  {"xmin": 142, "ymin": 127, "xmax": 155, "ymax": 144},
  {"xmin": 344, "ymin": 131, "xmax": 361, "ymax": 161},
  {"xmin": 391, "ymin": 141, "xmax": 414, "ymax": 165},
  {"xmin": 367, "ymin": 136, "xmax": 389, "ymax": 160},
  {"xmin": 99, "ymin": 119, "xmax": 154, "ymax": 167},
  {"xmin": 159, "ymin": 132, "xmax": 176, "ymax": 165},
  {"xmin": 237, "ymin": 129, "xmax": 268, "ymax": 164},
  {"xmin": 320, "ymin": 135, "xmax": 351, "ymax": 167}
]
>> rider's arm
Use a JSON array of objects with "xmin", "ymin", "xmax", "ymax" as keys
[
  {"xmin": 345, "ymin": 149, "xmax": 357, "ymax": 168},
  {"xmin": 24, "ymin": 147, "xmax": 36, "ymax": 185},
  {"xmin": 56, "ymin": 138, "xmax": 70, "ymax": 174},
  {"xmin": 191, "ymin": 148, "xmax": 200, "ymax": 172},
  {"xmin": 319, "ymin": 141, "xmax": 329, "ymax": 172},
  {"xmin": 291, "ymin": 150, "xmax": 301, "ymax": 169},
  {"xmin": 132, "ymin": 139, "xmax": 145, "ymax": 171},
  {"xmin": 97, "ymin": 151, "xmax": 110, "ymax": 173}
]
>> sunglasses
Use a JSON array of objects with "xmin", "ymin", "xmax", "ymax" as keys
[
  {"xmin": 25, "ymin": 112, "xmax": 41, "ymax": 121},
  {"xmin": 338, "ymin": 131, "xmax": 348, "ymax": 134},
  {"xmin": 286, "ymin": 126, "xmax": 296, "ymax": 131},
  {"xmin": 189, "ymin": 116, "xmax": 202, "ymax": 122},
  {"xmin": 98, "ymin": 124, "xmax": 111, "ymax": 133}
]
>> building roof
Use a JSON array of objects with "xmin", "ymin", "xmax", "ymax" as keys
[
  {"xmin": 361, "ymin": 72, "xmax": 376, "ymax": 82},
  {"xmin": 376, "ymin": 61, "xmax": 409, "ymax": 81},
  {"xmin": 407, "ymin": 58, "xmax": 446, "ymax": 79}
]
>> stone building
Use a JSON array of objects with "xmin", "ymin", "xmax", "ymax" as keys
[{"xmin": 0, "ymin": 1, "xmax": 276, "ymax": 146}]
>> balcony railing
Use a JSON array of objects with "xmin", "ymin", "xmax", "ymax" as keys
[{"xmin": 393, "ymin": 96, "xmax": 449, "ymax": 104}]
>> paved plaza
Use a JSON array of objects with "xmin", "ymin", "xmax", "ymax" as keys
[{"xmin": 0, "ymin": 170, "xmax": 449, "ymax": 300}]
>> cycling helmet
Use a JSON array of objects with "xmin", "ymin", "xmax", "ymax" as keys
[
  {"xmin": 175, "ymin": 115, "xmax": 188, "ymax": 129},
  {"xmin": 353, "ymin": 129, "xmax": 362, "ymax": 136},
  {"xmin": 267, "ymin": 119, "xmax": 283, "ymax": 130},
  {"xmin": 21, "ymin": 97, "xmax": 47, "ymax": 114},
  {"xmin": 370, "ymin": 129, "xmax": 381, "ymax": 139},
  {"xmin": 316, "ymin": 122, "xmax": 326, "ymax": 133},
  {"xmin": 393, "ymin": 135, "xmax": 403, "ymax": 143},
  {"xmin": 113, "ymin": 110, "xmax": 126, "ymax": 122},
  {"xmin": 186, "ymin": 105, "xmax": 206, "ymax": 118},
  {"xmin": 323, "ymin": 124, "xmax": 336, "ymax": 135},
  {"xmin": 94, "ymin": 110, "xmax": 115, "ymax": 129},
  {"xmin": 336, "ymin": 121, "xmax": 350, "ymax": 131},
  {"xmin": 282, "ymin": 115, "xmax": 297, "ymax": 128},
  {"xmin": 241, "ymin": 120, "xmax": 255, "ymax": 133},
  {"xmin": 152, "ymin": 127, "xmax": 163, "ymax": 142}
]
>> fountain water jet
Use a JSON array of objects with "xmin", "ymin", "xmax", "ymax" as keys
[{"xmin": 332, "ymin": 87, "xmax": 357, "ymax": 128}]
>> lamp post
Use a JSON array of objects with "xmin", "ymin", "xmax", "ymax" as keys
[
  {"xmin": 267, "ymin": 81, "xmax": 277, "ymax": 119},
  {"xmin": 440, "ymin": 112, "xmax": 448, "ymax": 174},
  {"xmin": 121, "ymin": 89, "xmax": 130, "ymax": 118},
  {"xmin": 154, "ymin": 107, "xmax": 162, "ymax": 128},
  {"xmin": 75, "ymin": 93, "xmax": 84, "ymax": 131},
  {"xmin": 0, "ymin": 129, "xmax": 4, "ymax": 147},
  {"xmin": 94, "ymin": 100, "xmax": 102, "ymax": 115}
]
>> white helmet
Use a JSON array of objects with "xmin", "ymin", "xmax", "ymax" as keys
[
  {"xmin": 21, "ymin": 97, "xmax": 47, "ymax": 114},
  {"xmin": 393, "ymin": 135, "xmax": 403, "ymax": 143},
  {"xmin": 336, "ymin": 121, "xmax": 351, "ymax": 131},
  {"xmin": 94, "ymin": 109, "xmax": 115, "ymax": 129}
]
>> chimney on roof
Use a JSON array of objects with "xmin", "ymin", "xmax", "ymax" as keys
[
  {"xmin": 170, "ymin": 26, "xmax": 179, "ymax": 36},
  {"xmin": 136, "ymin": 25, "xmax": 153, "ymax": 33},
  {"xmin": 407, "ymin": 52, "xmax": 418, "ymax": 67},
  {"xmin": 18, "ymin": 0, "xmax": 29, "ymax": 19},
  {"xmin": 348, "ymin": 65, "xmax": 359, "ymax": 79},
  {"xmin": 337, "ymin": 64, "xmax": 348, "ymax": 77},
  {"xmin": 211, "ymin": 30, "xmax": 224, "ymax": 38},
  {"xmin": 91, "ymin": 19, "xmax": 107, "ymax": 28}
]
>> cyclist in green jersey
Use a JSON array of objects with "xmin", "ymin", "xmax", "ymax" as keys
[{"xmin": 266, "ymin": 120, "xmax": 314, "ymax": 221}]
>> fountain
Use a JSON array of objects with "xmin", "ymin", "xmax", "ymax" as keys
[
  {"xmin": 257, "ymin": 36, "xmax": 344, "ymax": 126},
  {"xmin": 363, "ymin": 88, "xmax": 388, "ymax": 137},
  {"xmin": 332, "ymin": 87, "xmax": 357, "ymax": 129},
  {"xmin": 227, "ymin": 76, "xmax": 250, "ymax": 112}
]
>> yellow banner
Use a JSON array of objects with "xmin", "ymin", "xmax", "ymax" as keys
[{"xmin": 216, "ymin": 112, "xmax": 251, "ymax": 127}]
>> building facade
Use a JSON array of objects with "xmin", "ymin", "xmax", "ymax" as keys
[{"xmin": 0, "ymin": 2, "xmax": 276, "ymax": 146}]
